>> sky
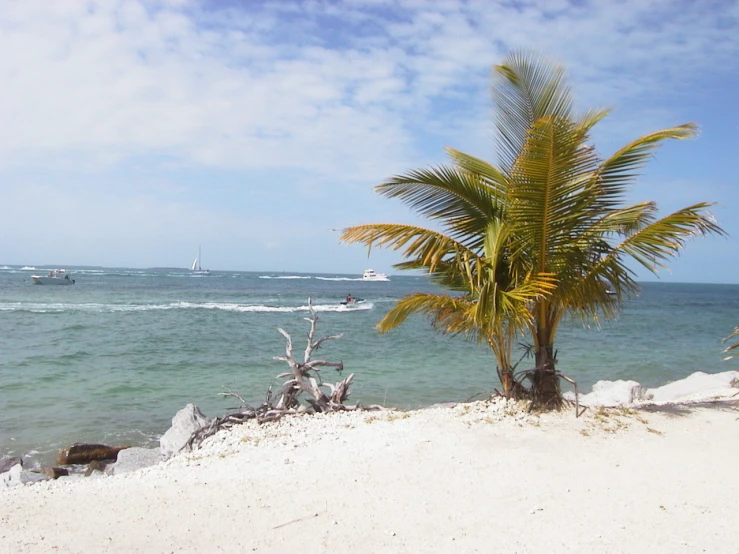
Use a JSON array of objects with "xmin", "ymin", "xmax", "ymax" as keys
[{"xmin": 1, "ymin": 0, "xmax": 738, "ymax": 283}]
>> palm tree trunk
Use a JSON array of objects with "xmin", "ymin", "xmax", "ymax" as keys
[
  {"xmin": 500, "ymin": 368, "xmax": 514, "ymax": 394},
  {"xmin": 490, "ymin": 336, "xmax": 523, "ymax": 398},
  {"xmin": 532, "ymin": 344, "xmax": 562, "ymax": 409}
]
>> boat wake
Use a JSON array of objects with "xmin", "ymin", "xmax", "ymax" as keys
[
  {"xmin": 199, "ymin": 301, "xmax": 375, "ymax": 313},
  {"xmin": 259, "ymin": 275, "xmax": 313, "ymax": 280},
  {"xmin": 0, "ymin": 301, "xmax": 375, "ymax": 313},
  {"xmin": 259, "ymin": 275, "xmax": 364, "ymax": 281}
]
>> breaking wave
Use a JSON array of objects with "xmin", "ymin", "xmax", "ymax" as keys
[{"xmin": 0, "ymin": 301, "xmax": 374, "ymax": 314}]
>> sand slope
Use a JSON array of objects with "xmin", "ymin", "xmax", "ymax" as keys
[{"xmin": 1, "ymin": 398, "xmax": 737, "ymax": 554}]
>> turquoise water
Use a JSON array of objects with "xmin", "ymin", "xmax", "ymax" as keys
[{"xmin": 1, "ymin": 266, "xmax": 737, "ymax": 466}]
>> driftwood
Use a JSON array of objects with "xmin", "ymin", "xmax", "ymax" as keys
[{"xmin": 188, "ymin": 298, "xmax": 381, "ymax": 449}]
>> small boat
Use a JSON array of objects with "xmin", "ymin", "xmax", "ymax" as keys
[
  {"xmin": 341, "ymin": 297, "xmax": 366, "ymax": 306},
  {"xmin": 32, "ymin": 269, "xmax": 75, "ymax": 285},
  {"xmin": 191, "ymin": 245, "xmax": 210, "ymax": 275},
  {"xmin": 362, "ymin": 269, "xmax": 389, "ymax": 281}
]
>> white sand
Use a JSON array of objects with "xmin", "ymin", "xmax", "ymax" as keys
[{"xmin": 1, "ymin": 396, "xmax": 737, "ymax": 554}]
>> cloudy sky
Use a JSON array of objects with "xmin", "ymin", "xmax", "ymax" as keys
[{"xmin": 1, "ymin": 0, "xmax": 737, "ymax": 282}]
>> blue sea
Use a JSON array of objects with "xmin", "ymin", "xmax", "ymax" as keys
[{"xmin": 1, "ymin": 266, "xmax": 737, "ymax": 467}]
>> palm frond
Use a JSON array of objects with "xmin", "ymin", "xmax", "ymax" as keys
[
  {"xmin": 492, "ymin": 51, "xmax": 574, "ymax": 171},
  {"xmin": 339, "ymin": 223, "xmax": 481, "ymax": 274},
  {"xmin": 444, "ymin": 147, "xmax": 509, "ymax": 195},
  {"xmin": 507, "ymin": 115, "xmax": 600, "ymax": 269},
  {"xmin": 575, "ymin": 108, "xmax": 611, "ymax": 137},
  {"xmin": 593, "ymin": 124, "xmax": 698, "ymax": 208},
  {"xmin": 375, "ymin": 166, "xmax": 503, "ymax": 246},
  {"xmin": 613, "ymin": 203, "xmax": 725, "ymax": 274},
  {"xmin": 376, "ymin": 293, "xmax": 476, "ymax": 335},
  {"xmin": 571, "ymin": 252, "xmax": 640, "ymax": 320},
  {"xmin": 589, "ymin": 202, "xmax": 658, "ymax": 236}
]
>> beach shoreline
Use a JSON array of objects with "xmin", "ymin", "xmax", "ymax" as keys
[
  {"xmin": 3, "ymin": 273, "xmax": 737, "ymax": 467},
  {"xmin": 1, "ymin": 380, "xmax": 738, "ymax": 554}
]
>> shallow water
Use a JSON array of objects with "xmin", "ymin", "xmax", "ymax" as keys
[{"xmin": 1, "ymin": 266, "xmax": 737, "ymax": 466}]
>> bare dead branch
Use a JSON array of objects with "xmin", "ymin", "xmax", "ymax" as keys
[
  {"xmin": 219, "ymin": 389, "xmax": 248, "ymax": 406},
  {"xmin": 188, "ymin": 298, "xmax": 376, "ymax": 447}
]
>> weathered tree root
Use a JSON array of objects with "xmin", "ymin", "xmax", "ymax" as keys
[{"xmin": 187, "ymin": 297, "xmax": 383, "ymax": 449}]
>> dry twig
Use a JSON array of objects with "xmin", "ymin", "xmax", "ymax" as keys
[{"xmin": 187, "ymin": 297, "xmax": 378, "ymax": 448}]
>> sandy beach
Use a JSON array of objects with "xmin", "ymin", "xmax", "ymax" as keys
[{"xmin": 1, "ymin": 387, "xmax": 738, "ymax": 554}]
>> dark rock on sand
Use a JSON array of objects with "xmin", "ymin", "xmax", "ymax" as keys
[
  {"xmin": 57, "ymin": 444, "xmax": 130, "ymax": 466},
  {"xmin": 40, "ymin": 467, "xmax": 70, "ymax": 480}
]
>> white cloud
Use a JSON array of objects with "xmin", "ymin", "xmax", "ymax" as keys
[
  {"xmin": 3, "ymin": 0, "xmax": 736, "ymax": 171},
  {"xmin": 0, "ymin": 0, "xmax": 737, "ymax": 277}
]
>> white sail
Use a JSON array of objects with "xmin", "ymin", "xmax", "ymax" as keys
[{"xmin": 191, "ymin": 245, "xmax": 210, "ymax": 274}]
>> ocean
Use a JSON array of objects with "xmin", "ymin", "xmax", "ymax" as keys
[{"xmin": 1, "ymin": 266, "xmax": 737, "ymax": 467}]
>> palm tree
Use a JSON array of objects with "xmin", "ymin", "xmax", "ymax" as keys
[
  {"xmin": 340, "ymin": 169, "xmax": 556, "ymax": 393},
  {"xmin": 492, "ymin": 52, "xmax": 725, "ymax": 406},
  {"xmin": 341, "ymin": 51, "xmax": 725, "ymax": 407}
]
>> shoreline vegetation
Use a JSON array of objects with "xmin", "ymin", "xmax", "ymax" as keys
[{"xmin": 339, "ymin": 52, "xmax": 725, "ymax": 408}]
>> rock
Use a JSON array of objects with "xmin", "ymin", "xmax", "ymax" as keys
[
  {"xmin": 2, "ymin": 464, "xmax": 49, "ymax": 489},
  {"xmin": 567, "ymin": 380, "xmax": 648, "ymax": 407},
  {"xmin": 84, "ymin": 460, "xmax": 107, "ymax": 476},
  {"xmin": 40, "ymin": 467, "xmax": 69, "ymax": 480},
  {"xmin": 647, "ymin": 370, "xmax": 739, "ymax": 403},
  {"xmin": 2, "ymin": 464, "xmax": 22, "ymax": 487},
  {"xmin": 160, "ymin": 404, "xmax": 213, "ymax": 460},
  {"xmin": 0, "ymin": 456, "xmax": 23, "ymax": 474},
  {"xmin": 108, "ymin": 447, "xmax": 162, "ymax": 475},
  {"xmin": 57, "ymin": 444, "xmax": 130, "ymax": 465}
]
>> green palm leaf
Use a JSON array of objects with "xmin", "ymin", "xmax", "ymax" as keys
[
  {"xmin": 444, "ymin": 147, "xmax": 509, "ymax": 194},
  {"xmin": 339, "ymin": 223, "xmax": 478, "ymax": 272},
  {"xmin": 376, "ymin": 166, "xmax": 503, "ymax": 248},
  {"xmin": 507, "ymin": 115, "xmax": 600, "ymax": 270},
  {"xmin": 613, "ymin": 203, "xmax": 724, "ymax": 274},
  {"xmin": 493, "ymin": 51, "xmax": 574, "ymax": 171},
  {"xmin": 593, "ymin": 124, "xmax": 698, "ymax": 207}
]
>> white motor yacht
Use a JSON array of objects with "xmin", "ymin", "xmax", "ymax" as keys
[
  {"xmin": 32, "ymin": 269, "xmax": 75, "ymax": 285},
  {"xmin": 362, "ymin": 269, "xmax": 389, "ymax": 282}
]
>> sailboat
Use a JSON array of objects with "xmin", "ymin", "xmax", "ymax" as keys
[{"xmin": 190, "ymin": 245, "xmax": 211, "ymax": 275}]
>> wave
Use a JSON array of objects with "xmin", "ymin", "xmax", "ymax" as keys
[
  {"xmin": 177, "ymin": 301, "xmax": 374, "ymax": 313},
  {"xmin": 0, "ymin": 301, "xmax": 375, "ymax": 314},
  {"xmin": 0, "ymin": 302, "xmax": 178, "ymax": 313},
  {"xmin": 259, "ymin": 275, "xmax": 364, "ymax": 281},
  {"xmin": 259, "ymin": 275, "xmax": 313, "ymax": 280}
]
